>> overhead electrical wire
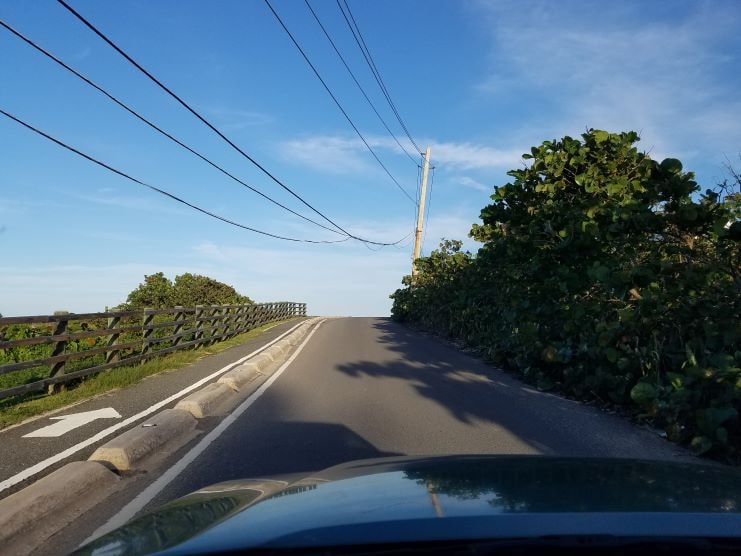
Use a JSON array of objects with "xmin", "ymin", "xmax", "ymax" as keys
[
  {"xmin": 336, "ymin": 0, "xmax": 422, "ymax": 155},
  {"xmin": 303, "ymin": 0, "xmax": 418, "ymax": 166},
  {"xmin": 55, "ymin": 0, "xmax": 405, "ymax": 247},
  {"xmin": 363, "ymin": 228, "xmax": 415, "ymax": 253},
  {"xmin": 0, "ymin": 108, "xmax": 349, "ymax": 244},
  {"xmin": 0, "ymin": 19, "xmax": 341, "ymax": 236},
  {"xmin": 263, "ymin": 0, "xmax": 416, "ymax": 206}
]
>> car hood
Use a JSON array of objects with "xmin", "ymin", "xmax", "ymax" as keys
[{"xmin": 77, "ymin": 455, "xmax": 741, "ymax": 555}]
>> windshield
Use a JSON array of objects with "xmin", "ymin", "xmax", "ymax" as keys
[{"xmin": 0, "ymin": 1, "xmax": 740, "ymax": 555}]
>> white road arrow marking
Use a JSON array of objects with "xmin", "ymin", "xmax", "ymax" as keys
[{"xmin": 23, "ymin": 407, "xmax": 122, "ymax": 438}]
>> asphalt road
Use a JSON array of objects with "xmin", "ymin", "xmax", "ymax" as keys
[
  {"xmin": 150, "ymin": 316, "xmax": 693, "ymax": 504},
  {"xmin": 53, "ymin": 316, "xmax": 696, "ymax": 553}
]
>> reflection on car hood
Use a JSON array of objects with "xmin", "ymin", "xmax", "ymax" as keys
[{"xmin": 78, "ymin": 455, "xmax": 741, "ymax": 555}]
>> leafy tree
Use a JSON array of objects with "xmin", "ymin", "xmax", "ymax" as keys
[
  {"xmin": 392, "ymin": 131, "xmax": 741, "ymax": 459},
  {"xmin": 170, "ymin": 273, "xmax": 252, "ymax": 307},
  {"xmin": 121, "ymin": 272, "xmax": 252, "ymax": 309},
  {"xmin": 125, "ymin": 272, "xmax": 173, "ymax": 309}
]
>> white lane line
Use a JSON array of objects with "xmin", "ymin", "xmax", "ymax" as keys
[
  {"xmin": 85, "ymin": 319, "xmax": 325, "ymax": 544},
  {"xmin": 0, "ymin": 320, "xmax": 308, "ymax": 494}
]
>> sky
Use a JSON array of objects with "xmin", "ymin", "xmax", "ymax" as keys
[{"xmin": 1, "ymin": 0, "xmax": 740, "ymax": 317}]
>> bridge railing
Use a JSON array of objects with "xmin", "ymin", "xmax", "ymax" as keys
[{"xmin": 0, "ymin": 302, "xmax": 307, "ymax": 400}]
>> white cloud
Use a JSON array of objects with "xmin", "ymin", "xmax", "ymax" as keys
[
  {"xmin": 453, "ymin": 176, "xmax": 490, "ymax": 193},
  {"xmin": 418, "ymin": 212, "xmax": 479, "ymax": 255},
  {"xmin": 60, "ymin": 189, "xmax": 188, "ymax": 216},
  {"xmin": 472, "ymin": 1, "xmax": 741, "ymax": 169},
  {"xmin": 204, "ymin": 106, "xmax": 272, "ymax": 131},
  {"xmin": 281, "ymin": 136, "xmax": 371, "ymax": 174},
  {"xmin": 280, "ymin": 135, "xmax": 524, "ymax": 174},
  {"xmin": 430, "ymin": 142, "xmax": 522, "ymax": 170}
]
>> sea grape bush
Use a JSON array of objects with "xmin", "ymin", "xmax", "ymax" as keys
[{"xmin": 391, "ymin": 130, "xmax": 741, "ymax": 458}]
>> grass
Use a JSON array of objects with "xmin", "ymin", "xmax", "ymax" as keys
[{"xmin": 0, "ymin": 318, "xmax": 300, "ymax": 430}]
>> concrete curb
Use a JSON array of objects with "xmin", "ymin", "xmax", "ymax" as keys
[
  {"xmin": 0, "ymin": 461, "xmax": 119, "ymax": 554},
  {"xmin": 88, "ymin": 409, "xmax": 197, "ymax": 471},
  {"xmin": 274, "ymin": 338, "xmax": 292, "ymax": 353},
  {"xmin": 175, "ymin": 383, "xmax": 235, "ymax": 418},
  {"xmin": 218, "ymin": 361, "xmax": 263, "ymax": 391},
  {"xmin": 249, "ymin": 352, "xmax": 276, "ymax": 370},
  {"xmin": 288, "ymin": 325, "xmax": 307, "ymax": 343},
  {"xmin": 262, "ymin": 343, "xmax": 286, "ymax": 362}
]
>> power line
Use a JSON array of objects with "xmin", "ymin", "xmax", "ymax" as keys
[
  {"xmin": 362, "ymin": 229, "xmax": 414, "ymax": 252},
  {"xmin": 303, "ymin": 0, "xmax": 418, "ymax": 166},
  {"xmin": 55, "ymin": 0, "xmax": 401, "ymax": 247},
  {"xmin": 342, "ymin": 0, "xmax": 421, "ymax": 156},
  {"xmin": 263, "ymin": 0, "xmax": 416, "ymax": 206},
  {"xmin": 336, "ymin": 0, "xmax": 422, "ymax": 155},
  {"xmin": 0, "ymin": 18, "xmax": 342, "ymax": 236},
  {"xmin": 0, "ymin": 108, "xmax": 349, "ymax": 244}
]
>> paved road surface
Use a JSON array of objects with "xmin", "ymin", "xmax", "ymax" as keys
[
  {"xmin": 54, "ymin": 317, "xmax": 694, "ymax": 552},
  {"xmin": 153, "ymin": 317, "xmax": 689, "ymax": 501}
]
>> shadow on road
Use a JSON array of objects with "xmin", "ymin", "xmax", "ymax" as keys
[
  {"xmin": 334, "ymin": 318, "xmax": 678, "ymax": 459},
  {"xmin": 166, "ymin": 419, "xmax": 403, "ymax": 500}
]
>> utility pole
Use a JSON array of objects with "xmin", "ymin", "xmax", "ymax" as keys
[{"xmin": 412, "ymin": 146, "xmax": 431, "ymax": 281}]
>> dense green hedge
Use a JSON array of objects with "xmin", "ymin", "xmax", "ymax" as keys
[{"xmin": 391, "ymin": 130, "xmax": 741, "ymax": 459}]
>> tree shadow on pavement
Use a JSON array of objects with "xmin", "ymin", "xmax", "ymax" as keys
[
  {"xmin": 160, "ymin": 420, "xmax": 403, "ymax": 502},
  {"xmin": 335, "ymin": 318, "xmax": 685, "ymax": 460}
]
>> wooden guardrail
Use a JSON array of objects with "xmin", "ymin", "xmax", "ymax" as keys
[{"xmin": 0, "ymin": 302, "xmax": 307, "ymax": 400}]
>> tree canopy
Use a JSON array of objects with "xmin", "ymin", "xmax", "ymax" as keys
[{"xmin": 121, "ymin": 272, "xmax": 253, "ymax": 309}]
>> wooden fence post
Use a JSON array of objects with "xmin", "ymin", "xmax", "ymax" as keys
[
  {"xmin": 173, "ymin": 306, "xmax": 185, "ymax": 347},
  {"xmin": 105, "ymin": 314, "xmax": 121, "ymax": 365},
  {"xmin": 141, "ymin": 309, "xmax": 154, "ymax": 364},
  {"xmin": 195, "ymin": 305, "xmax": 205, "ymax": 347},
  {"xmin": 247, "ymin": 304, "xmax": 257, "ymax": 330},
  {"xmin": 209, "ymin": 306, "xmax": 220, "ymax": 345},
  {"xmin": 48, "ymin": 311, "xmax": 69, "ymax": 394},
  {"xmin": 236, "ymin": 304, "xmax": 246, "ymax": 334},
  {"xmin": 257, "ymin": 303, "xmax": 263, "ymax": 327},
  {"xmin": 230, "ymin": 305, "xmax": 238, "ymax": 336},
  {"xmin": 221, "ymin": 305, "xmax": 231, "ymax": 339}
]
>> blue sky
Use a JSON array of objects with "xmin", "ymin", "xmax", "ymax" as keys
[{"xmin": 1, "ymin": 0, "xmax": 739, "ymax": 317}]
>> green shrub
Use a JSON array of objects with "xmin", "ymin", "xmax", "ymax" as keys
[{"xmin": 392, "ymin": 130, "xmax": 741, "ymax": 459}]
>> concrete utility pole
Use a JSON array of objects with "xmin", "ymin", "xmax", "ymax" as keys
[{"xmin": 411, "ymin": 146, "xmax": 431, "ymax": 281}]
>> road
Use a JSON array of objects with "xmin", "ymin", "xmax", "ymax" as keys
[{"xmin": 49, "ymin": 317, "xmax": 694, "ymax": 552}]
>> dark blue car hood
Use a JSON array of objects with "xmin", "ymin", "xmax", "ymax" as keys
[{"xmin": 77, "ymin": 455, "xmax": 741, "ymax": 555}]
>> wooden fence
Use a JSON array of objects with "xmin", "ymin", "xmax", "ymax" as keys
[{"xmin": 0, "ymin": 302, "xmax": 306, "ymax": 400}]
